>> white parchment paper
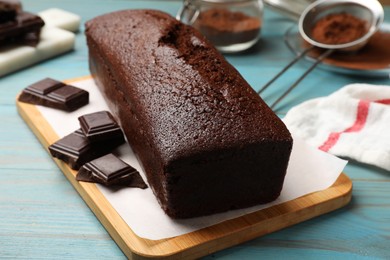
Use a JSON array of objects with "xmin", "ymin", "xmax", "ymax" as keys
[{"xmin": 37, "ymin": 78, "xmax": 348, "ymax": 240}]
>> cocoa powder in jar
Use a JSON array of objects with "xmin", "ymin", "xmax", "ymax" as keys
[{"xmin": 193, "ymin": 8, "xmax": 261, "ymax": 46}]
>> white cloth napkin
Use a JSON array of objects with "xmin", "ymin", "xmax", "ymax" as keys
[{"xmin": 283, "ymin": 83, "xmax": 390, "ymax": 171}]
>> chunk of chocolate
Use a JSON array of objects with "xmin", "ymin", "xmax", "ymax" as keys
[
  {"xmin": 18, "ymin": 78, "xmax": 89, "ymax": 111},
  {"xmin": 0, "ymin": 0, "xmax": 21, "ymax": 23},
  {"xmin": 0, "ymin": 10, "xmax": 16, "ymax": 24},
  {"xmin": 78, "ymin": 111, "xmax": 124, "ymax": 142},
  {"xmin": 76, "ymin": 153, "xmax": 147, "ymax": 189},
  {"xmin": 18, "ymin": 30, "xmax": 40, "ymax": 46},
  {"xmin": 0, "ymin": 11, "xmax": 44, "ymax": 45},
  {"xmin": 0, "ymin": 0, "xmax": 21, "ymax": 10},
  {"xmin": 48, "ymin": 129, "xmax": 125, "ymax": 170}
]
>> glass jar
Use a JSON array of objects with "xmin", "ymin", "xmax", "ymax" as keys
[{"xmin": 177, "ymin": 0, "xmax": 263, "ymax": 53}]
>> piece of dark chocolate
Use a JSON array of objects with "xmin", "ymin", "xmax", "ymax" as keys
[
  {"xmin": 76, "ymin": 153, "xmax": 147, "ymax": 189},
  {"xmin": 48, "ymin": 129, "xmax": 125, "ymax": 170},
  {"xmin": 18, "ymin": 78, "xmax": 89, "ymax": 112},
  {"xmin": 0, "ymin": 11, "xmax": 44, "ymax": 45},
  {"xmin": 20, "ymin": 31, "xmax": 40, "ymax": 46},
  {"xmin": 0, "ymin": 0, "xmax": 21, "ymax": 10},
  {"xmin": 0, "ymin": 10, "xmax": 16, "ymax": 24},
  {"xmin": 78, "ymin": 111, "xmax": 124, "ymax": 142},
  {"xmin": 0, "ymin": 0, "xmax": 21, "ymax": 23}
]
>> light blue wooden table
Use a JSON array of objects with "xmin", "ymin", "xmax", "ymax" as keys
[{"xmin": 1, "ymin": 0, "xmax": 389, "ymax": 259}]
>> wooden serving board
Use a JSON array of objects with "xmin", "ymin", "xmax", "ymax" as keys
[{"xmin": 16, "ymin": 79, "xmax": 352, "ymax": 259}]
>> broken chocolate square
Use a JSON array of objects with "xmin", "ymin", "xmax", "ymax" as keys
[
  {"xmin": 48, "ymin": 129, "xmax": 125, "ymax": 170},
  {"xmin": 76, "ymin": 153, "xmax": 147, "ymax": 189},
  {"xmin": 18, "ymin": 78, "xmax": 89, "ymax": 111},
  {"xmin": 0, "ymin": 0, "xmax": 21, "ymax": 23},
  {"xmin": 78, "ymin": 111, "xmax": 124, "ymax": 142},
  {"xmin": 0, "ymin": 11, "xmax": 44, "ymax": 45}
]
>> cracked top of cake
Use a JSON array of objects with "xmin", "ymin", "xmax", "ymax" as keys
[{"xmin": 85, "ymin": 9, "xmax": 292, "ymax": 162}]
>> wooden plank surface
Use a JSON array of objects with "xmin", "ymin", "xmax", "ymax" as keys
[
  {"xmin": 16, "ymin": 97, "xmax": 352, "ymax": 259},
  {"xmin": 1, "ymin": 1, "xmax": 389, "ymax": 259}
]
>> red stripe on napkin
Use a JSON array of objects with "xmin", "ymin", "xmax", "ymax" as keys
[
  {"xmin": 375, "ymin": 99, "xmax": 390, "ymax": 105},
  {"xmin": 319, "ymin": 100, "xmax": 370, "ymax": 152}
]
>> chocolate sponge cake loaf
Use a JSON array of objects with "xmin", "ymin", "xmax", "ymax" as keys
[{"xmin": 85, "ymin": 10, "xmax": 293, "ymax": 219}]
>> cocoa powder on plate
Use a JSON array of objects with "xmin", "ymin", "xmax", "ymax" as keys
[{"xmin": 313, "ymin": 30, "xmax": 390, "ymax": 70}]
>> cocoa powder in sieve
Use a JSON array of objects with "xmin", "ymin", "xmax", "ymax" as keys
[
  {"xmin": 307, "ymin": 13, "xmax": 390, "ymax": 71},
  {"xmin": 311, "ymin": 13, "xmax": 367, "ymax": 45}
]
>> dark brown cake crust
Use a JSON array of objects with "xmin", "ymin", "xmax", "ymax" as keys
[{"xmin": 85, "ymin": 9, "xmax": 292, "ymax": 218}]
